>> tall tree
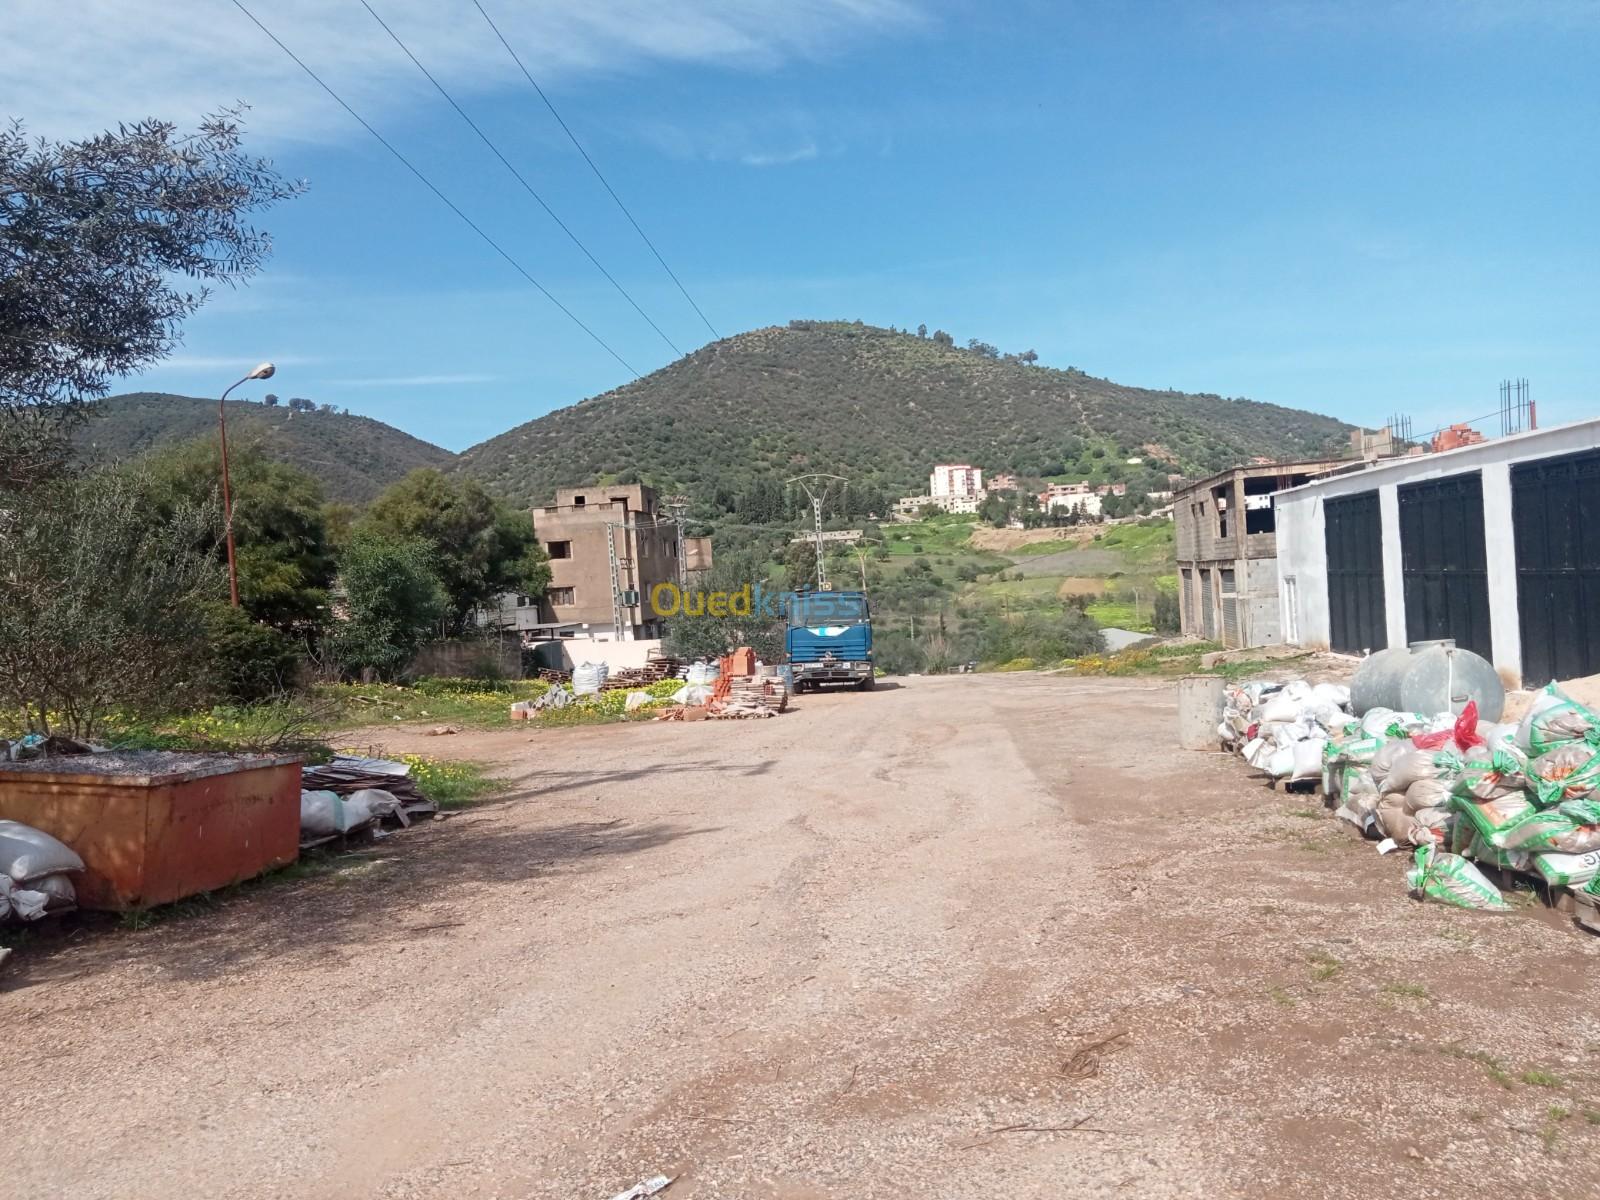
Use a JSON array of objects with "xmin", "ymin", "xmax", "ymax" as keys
[
  {"xmin": 0, "ymin": 110, "xmax": 302, "ymax": 488},
  {"xmin": 360, "ymin": 469, "xmax": 549, "ymax": 631},
  {"xmin": 139, "ymin": 436, "xmax": 336, "ymax": 634}
]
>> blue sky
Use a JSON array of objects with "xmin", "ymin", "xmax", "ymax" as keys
[{"xmin": 5, "ymin": 0, "xmax": 1597, "ymax": 450}]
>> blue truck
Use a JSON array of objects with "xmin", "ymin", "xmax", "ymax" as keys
[{"xmin": 783, "ymin": 589, "xmax": 875, "ymax": 692}]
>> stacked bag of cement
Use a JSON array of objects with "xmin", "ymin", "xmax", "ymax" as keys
[{"xmin": 1467, "ymin": 684, "xmax": 1600, "ymax": 890}]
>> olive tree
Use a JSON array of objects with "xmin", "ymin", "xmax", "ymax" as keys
[
  {"xmin": 0, "ymin": 110, "xmax": 302, "ymax": 488},
  {"xmin": 0, "ymin": 470, "xmax": 223, "ymax": 737}
]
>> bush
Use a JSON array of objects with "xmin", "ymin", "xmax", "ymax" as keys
[{"xmin": 204, "ymin": 604, "xmax": 301, "ymax": 702}]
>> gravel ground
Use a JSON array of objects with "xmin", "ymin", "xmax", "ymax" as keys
[{"xmin": 4, "ymin": 673, "xmax": 1599, "ymax": 1199}]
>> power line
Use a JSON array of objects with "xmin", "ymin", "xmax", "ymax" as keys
[
  {"xmin": 357, "ymin": 0, "xmax": 682, "ymax": 357},
  {"xmin": 470, "ymin": 0, "xmax": 721, "ymax": 342},
  {"xmin": 226, "ymin": 0, "xmax": 639, "ymax": 379}
]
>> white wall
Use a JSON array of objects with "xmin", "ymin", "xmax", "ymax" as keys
[
  {"xmin": 529, "ymin": 637, "xmax": 663, "ymax": 672},
  {"xmin": 1276, "ymin": 419, "xmax": 1600, "ymax": 681}
]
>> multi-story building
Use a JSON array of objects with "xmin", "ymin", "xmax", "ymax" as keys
[
  {"xmin": 930, "ymin": 464, "xmax": 983, "ymax": 498},
  {"xmin": 1174, "ymin": 459, "xmax": 1345, "ymax": 649},
  {"xmin": 1038, "ymin": 485, "xmax": 1101, "ymax": 518},
  {"xmin": 484, "ymin": 484, "xmax": 681, "ymax": 642}
]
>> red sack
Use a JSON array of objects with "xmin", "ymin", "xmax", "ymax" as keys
[{"xmin": 1411, "ymin": 700, "xmax": 1483, "ymax": 751}]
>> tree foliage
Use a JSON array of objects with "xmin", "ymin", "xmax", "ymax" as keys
[
  {"xmin": 662, "ymin": 554, "xmax": 786, "ymax": 663},
  {"xmin": 0, "ymin": 470, "xmax": 222, "ymax": 736},
  {"xmin": 0, "ymin": 111, "xmax": 302, "ymax": 488},
  {"xmin": 139, "ymin": 436, "xmax": 336, "ymax": 633},
  {"xmin": 360, "ymin": 469, "xmax": 549, "ymax": 631},
  {"xmin": 327, "ymin": 534, "xmax": 448, "ymax": 679}
]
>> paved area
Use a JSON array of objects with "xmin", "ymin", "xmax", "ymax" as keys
[{"xmin": 4, "ymin": 674, "xmax": 1599, "ymax": 1198}]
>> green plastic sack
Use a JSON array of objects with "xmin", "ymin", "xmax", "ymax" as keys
[
  {"xmin": 1496, "ymin": 807, "xmax": 1580, "ymax": 852},
  {"xmin": 1557, "ymin": 797, "xmax": 1600, "ymax": 825},
  {"xmin": 1518, "ymin": 684, "xmax": 1600, "ymax": 757},
  {"xmin": 1529, "ymin": 743, "xmax": 1600, "ymax": 807},
  {"xmin": 1451, "ymin": 792, "xmax": 1536, "ymax": 847},
  {"xmin": 1326, "ymin": 733, "xmax": 1386, "ymax": 767},
  {"xmin": 1453, "ymin": 748, "xmax": 1527, "ymax": 802},
  {"xmin": 1458, "ymin": 831, "xmax": 1532, "ymax": 873},
  {"xmin": 1534, "ymin": 850, "xmax": 1600, "ymax": 888},
  {"xmin": 1407, "ymin": 844, "xmax": 1509, "ymax": 911}
]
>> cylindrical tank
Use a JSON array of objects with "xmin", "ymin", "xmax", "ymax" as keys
[
  {"xmin": 1399, "ymin": 640, "xmax": 1504, "ymax": 722},
  {"xmin": 1177, "ymin": 674, "xmax": 1227, "ymax": 750},
  {"xmin": 1349, "ymin": 646, "xmax": 1413, "ymax": 715}
]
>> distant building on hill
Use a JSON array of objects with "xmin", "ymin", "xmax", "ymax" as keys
[
  {"xmin": 929, "ymin": 463, "xmax": 983, "ymax": 498},
  {"xmin": 986, "ymin": 472, "xmax": 1018, "ymax": 493},
  {"xmin": 1038, "ymin": 482, "xmax": 1101, "ymax": 517}
]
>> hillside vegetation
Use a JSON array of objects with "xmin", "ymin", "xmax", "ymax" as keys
[
  {"xmin": 458, "ymin": 320, "xmax": 1353, "ymax": 507},
  {"xmin": 75, "ymin": 393, "xmax": 456, "ymax": 504}
]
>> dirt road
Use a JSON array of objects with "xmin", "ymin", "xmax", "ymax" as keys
[{"xmin": 5, "ymin": 675, "xmax": 1600, "ymax": 1198}]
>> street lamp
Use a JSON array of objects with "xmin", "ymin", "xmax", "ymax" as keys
[{"xmin": 218, "ymin": 362, "xmax": 275, "ymax": 607}]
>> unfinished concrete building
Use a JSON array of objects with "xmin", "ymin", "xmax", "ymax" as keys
[{"xmin": 1175, "ymin": 460, "xmax": 1345, "ymax": 648}]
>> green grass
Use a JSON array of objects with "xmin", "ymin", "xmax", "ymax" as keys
[
  {"xmin": 1441, "ymin": 1045, "xmax": 1517, "ymax": 1089},
  {"xmin": 1084, "ymin": 599, "xmax": 1153, "ymax": 631},
  {"xmin": 1307, "ymin": 950, "xmax": 1342, "ymax": 981},
  {"xmin": 1382, "ymin": 982, "xmax": 1431, "ymax": 1001},
  {"xmin": 400, "ymin": 756, "xmax": 503, "ymax": 809},
  {"xmin": 1268, "ymin": 986, "xmax": 1297, "ymax": 1007},
  {"xmin": 1522, "ymin": 1068, "xmax": 1565, "ymax": 1088}
]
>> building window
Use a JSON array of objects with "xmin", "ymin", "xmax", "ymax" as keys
[
  {"xmin": 548, "ymin": 587, "xmax": 576, "ymax": 606},
  {"xmin": 572, "ymin": 495, "xmax": 586, "ymax": 506},
  {"xmin": 546, "ymin": 540, "xmax": 571, "ymax": 559}
]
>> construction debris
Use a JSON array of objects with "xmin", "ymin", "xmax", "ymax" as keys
[{"xmin": 298, "ymin": 756, "xmax": 436, "ymax": 847}]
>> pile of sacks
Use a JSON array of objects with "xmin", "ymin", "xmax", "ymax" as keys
[
  {"xmin": 0, "ymin": 819, "xmax": 81, "ymax": 923},
  {"xmin": 1227, "ymin": 677, "xmax": 1600, "ymax": 912},
  {"xmin": 1221, "ymin": 679, "xmax": 1355, "ymax": 784}
]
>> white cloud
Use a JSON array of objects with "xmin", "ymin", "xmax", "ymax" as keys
[
  {"xmin": 156, "ymin": 354, "xmax": 322, "ymax": 371},
  {"xmin": 333, "ymin": 373, "xmax": 500, "ymax": 387},
  {"xmin": 0, "ymin": 0, "xmax": 923, "ymax": 144},
  {"xmin": 741, "ymin": 143, "xmax": 820, "ymax": 167}
]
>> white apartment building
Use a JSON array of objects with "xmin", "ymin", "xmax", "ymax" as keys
[{"xmin": 930, "ymin": 464, "xmax": 983, "ymax": 498}]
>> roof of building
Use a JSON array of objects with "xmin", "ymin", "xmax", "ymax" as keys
[
  {"xmin": 1275, "ymin": 416, "xmax": 1600, "ymax": 499},
  {"xmin": 1172, "ymin": 457, "xmax": 1350, "ymax": 501}
]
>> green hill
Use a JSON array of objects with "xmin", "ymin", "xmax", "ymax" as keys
[
  {"xmin": 75, "ymin": 393, "xmax": 456, "ymax": 504},
  {"xmin": 456, "ymin": 320, "xmax": 1353, "ymax": 507}
]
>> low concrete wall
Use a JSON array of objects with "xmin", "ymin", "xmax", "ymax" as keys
[
  {"xmin": 527, "ymin": 637, "xmax": 664, "ymax": 672},
  {"xmin": 410, "ymin": 638, "xmax": 524, "ymax": 679}
]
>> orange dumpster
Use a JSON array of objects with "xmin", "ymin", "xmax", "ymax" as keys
[{"xmin": 0, "ymin": 751, "xmax": 301, "ymax": 910}]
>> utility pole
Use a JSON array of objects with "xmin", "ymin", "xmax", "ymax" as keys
[
  {"xmin": 662, "ymin": 494, "xmax": 690, "ymax": 588},
  {"xmin": 787, "ymin": 473, "xmax": 847, "ymax": 590}
]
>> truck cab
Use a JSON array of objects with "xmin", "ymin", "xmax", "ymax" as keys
[{"xmin": 784, "ymin": 590, "xmax": 874, "ymax": 692}]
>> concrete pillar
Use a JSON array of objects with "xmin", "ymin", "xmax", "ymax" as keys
[
  {"xmin": 1480, "ymin": 462, "xmax": 1522, "ymax": 687},
  {"xmin": 1177, "ymin": 675, "xmax": 1226, "ymax": 750},
  {"xmin": 1379, "ymin": 483, "xmax": 1406, "ymax": 650}
]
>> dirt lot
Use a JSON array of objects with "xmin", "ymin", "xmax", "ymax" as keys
[{"xmin": 5, "ymin": 674, "xmax": 1600, "ymax": 1199}]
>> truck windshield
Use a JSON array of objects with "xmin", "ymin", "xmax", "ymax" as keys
[{"xmin": 788, "ymin": 594, "xmax": 869, "ymax": 626}]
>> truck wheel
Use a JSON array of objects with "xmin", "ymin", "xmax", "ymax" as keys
[{"xmin": 857, "ymin": 675, "xmax": 876, "ymax": 691}]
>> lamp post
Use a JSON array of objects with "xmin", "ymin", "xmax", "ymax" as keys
[{"xmin": 218, "ymin": 362, "xmax": 275, "ymax": 607}]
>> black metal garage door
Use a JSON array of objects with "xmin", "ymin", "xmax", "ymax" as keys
[
  {"xmin": 1513, "ymin": 448, "xmax": 1600, "ymax": 686},
  {"xmin": 1324, "ymin": 491, "xmax": 1386, "ymax": 654},
  {"xmin": 1398, "ymin": 473, "xmax": 1491, "ymax": 658}
]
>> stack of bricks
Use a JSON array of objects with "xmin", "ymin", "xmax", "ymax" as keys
[{"xmin": 536, "ymin": 668, "xmax": 572, "ymax": 684}]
